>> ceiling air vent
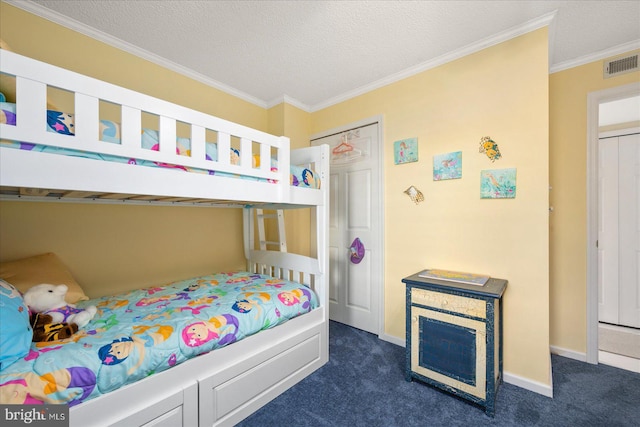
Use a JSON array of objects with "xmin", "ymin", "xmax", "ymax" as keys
[{"xmin": 604, "ymin": 52, "xmax": 638, "ymax": 78}]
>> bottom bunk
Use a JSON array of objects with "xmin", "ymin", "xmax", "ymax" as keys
[
  {"xmin": 73, "ymin": 307, "xmax": 327, "ymax": 427},
  {"xmin": 0, "ymin": 267, "xmax": 328, "ymax": 426}
]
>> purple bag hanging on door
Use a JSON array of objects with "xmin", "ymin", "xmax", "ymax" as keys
[{"xmin": 349, "ymin": 238, "xmax": 365, "ymax": 264}]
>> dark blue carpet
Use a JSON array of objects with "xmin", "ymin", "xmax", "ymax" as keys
[{"xmin": 238, "ymin": 321, "xmax": 640, "ymax": 426}]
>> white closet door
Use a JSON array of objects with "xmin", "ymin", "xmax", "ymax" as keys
[
  {"xmin": 598, "ymin": 136, "xmax": 619, "ymax": 324},
  {"xmin": 598, "ymin": 132, "xmax": 640, "ymax": 328},
  {"xmin": 618, "ymin": 133, "xmax": 640, "ymax": 328},
  {"xmin": 312, "ymin": 123, "xmax": 381, "ymax": 334}
]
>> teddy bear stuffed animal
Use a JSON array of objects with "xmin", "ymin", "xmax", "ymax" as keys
[{"xmin": 24, "ymin": 284, "xmax": 97, "ymax": 328}]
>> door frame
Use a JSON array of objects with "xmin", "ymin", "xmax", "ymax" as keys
[
  {"xmin": 586, "ymin": 82, "xmax": 640, "ymax": 364},
  {"xmin": 310, "ymin": 115, "xmax": 385, "ymax": 337}
]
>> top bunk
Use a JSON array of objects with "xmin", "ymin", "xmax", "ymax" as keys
[{"xmin": 0, "ymin": 49, "xmax": 328, "ymax": 209}]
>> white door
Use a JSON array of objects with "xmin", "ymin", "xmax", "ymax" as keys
[
  {"xmin": 598, "ymin": 131, "xmax": 640, "ymax": 328},
  {"xmin": 311, "ymin": 122, "xmax": 381, "ymax": 334}
]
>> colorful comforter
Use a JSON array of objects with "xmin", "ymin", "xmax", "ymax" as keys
[
  {"xmin": 0, "ymin": 101, "xmax": 320, "ymax": 189},
  {"xmin": 0, "ymin": 271, "xmax": 318, "ymax": 406}
]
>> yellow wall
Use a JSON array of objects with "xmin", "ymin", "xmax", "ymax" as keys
[
  {"xmin": 311, "ymin": 29, "xmax": 551, "ymax": 384},
  {"xmin": 0, "ymin": 2, "xmax": 266, "ymax": 297},
  {"xmin": 549, "ymin": 55, "xmax": 640, "ymax": 353},
  {"xmin": 0, "ymin": 202, "xmax": 245, "ymax": 298}
]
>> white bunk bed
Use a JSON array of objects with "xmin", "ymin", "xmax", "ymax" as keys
[{"xmin": 0, "ymin": 49, "xmax": 329, "ymax": 427}]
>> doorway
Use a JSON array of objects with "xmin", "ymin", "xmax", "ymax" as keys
[
  {"xmin": 310, "ymin": 117, "xmax": 384, "ymax": 336},
  {"xmin": 587, "ymin": 82, "xmax": 640, "ymax": 371}
]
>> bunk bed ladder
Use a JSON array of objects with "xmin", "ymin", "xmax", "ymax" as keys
[{"xmin": 256, "ymin": 209, "xmax": 287, "ymax": 252}]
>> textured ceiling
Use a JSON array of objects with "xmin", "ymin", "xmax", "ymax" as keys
[{"xmin": 16, "ymin": 0, "xmax": 640, "ymax": 111}]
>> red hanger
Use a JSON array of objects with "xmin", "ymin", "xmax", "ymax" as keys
[{"xmin": 332, "ymin": 141, "xmax": 353, "ymax": 154}]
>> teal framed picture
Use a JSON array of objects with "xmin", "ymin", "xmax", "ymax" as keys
[
  {"xmin": 433, "ymin": 151, "xmax": 462, "ymax": 180},
  {"xmin": 480, "ymin": 168, "xmax": 517, "ymax": 198},
  {"xmin": 394, "ymin": 138, "xmax": 418, "ymax": 164}
]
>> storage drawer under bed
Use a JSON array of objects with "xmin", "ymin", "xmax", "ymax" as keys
[{"xmin": 198, "ymin": 318, "xmax": 325, "ymax": 427}]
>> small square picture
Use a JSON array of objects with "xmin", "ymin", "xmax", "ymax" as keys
[
  {"xmin": 394, "ymin": 138, "xmax": 418, "ymax": 164},
  {"xmin": 480, "ymin": 168, "xmax": 517, "ymax": 198},
  {"xmin": 433, "ymin": 151, "xmax": 462, "ymax": 180}
]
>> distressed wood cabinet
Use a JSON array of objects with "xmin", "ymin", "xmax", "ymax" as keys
[{"xmin": 403, "ymin": 272, "xmax": 507, "ymax": 416}]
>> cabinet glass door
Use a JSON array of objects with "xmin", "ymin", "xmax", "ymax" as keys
[{"xmin": 411, "ymin": 306, "xmax": 487, "ymax": 399}]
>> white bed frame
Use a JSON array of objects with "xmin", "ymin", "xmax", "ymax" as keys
[{"xmin": 0, "ymin": 49, "xmax": 329, "ymax": 427}]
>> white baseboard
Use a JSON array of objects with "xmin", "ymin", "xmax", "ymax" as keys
[
  {"xmin": 598, "ymin": 350, "xmax": 640, "ymax": 373},
  {"xmin": 503, "ymin": 371, "xmax": 554, "ymax": 398},
  {"xmin": 550, "ymin": 345, "xmax": 588, "ymax": 362},
  {"xmin": 379, "ymin": 332, "xmax": 405, "ymax": 347},
  {"xmin": 550, "ymin": 345, "xmax": 640, "ymax": 373}
]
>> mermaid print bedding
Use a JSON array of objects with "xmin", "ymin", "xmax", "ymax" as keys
[
  {"xmin": 0, "ymin": 271, "xmax": 318, "ymax": 406},
  {"xmin": 0, "ymin": 101, "xmax": 320, "ymax": 189}
]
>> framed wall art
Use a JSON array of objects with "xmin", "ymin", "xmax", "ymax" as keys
[
  {"xmin": 480, "ymin": 168, "xmax": 516, "ymax": 198},
  {"xmin": 433, "ymin": 151, "xmax": 462, "ymax": 181},
  {"xmin": 394, "ymin": 137, "xmax": 418, "ymax": 164}
]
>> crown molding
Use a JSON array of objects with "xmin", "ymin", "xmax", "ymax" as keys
[
  {"xmin": 550, "ymin": 39, "xmax": 640, "ymax": 74},
  {"xmin": 6, "ymin": 0, "xmax": 268, "ymax": 109},
  {"xmin": 266, "ymin": 95, "xmax": 311, "ymax": 113}
]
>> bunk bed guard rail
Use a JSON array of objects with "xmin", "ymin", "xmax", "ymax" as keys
[{"xmin": 0, "ymin": 49, "xmax": 290, "ymax": 197}]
